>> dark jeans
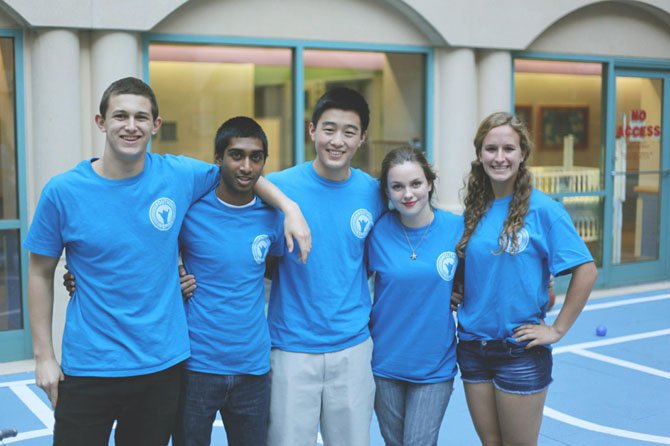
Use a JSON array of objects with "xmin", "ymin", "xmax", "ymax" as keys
[
  {"xmin": 53, "ymin": 363, "xmax": 183, "ymax": 446},
  {"xmin": 174, "ymin": 370, "xmax": 270, "ymax": 446}
]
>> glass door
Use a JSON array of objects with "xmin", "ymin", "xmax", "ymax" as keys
[{"xmin": 608, "ymin": 71, "xmax": 670, "ymax": 284}]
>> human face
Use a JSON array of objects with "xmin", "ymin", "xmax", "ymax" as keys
[
  {"xmin": 216, "ymin": 137, "xmax": 266, "ymax": 206},
  {"xmin": 479, "ymin": 124, "xmax": 524, "ymax": 198},
  {"xmin": 95, "ymin": 94, "xmax": 161, "ymax": 165},
  {"xmin": 386, "ymin": 161, "xmax": 433, "ymax": 227},
  {"xmin": 310, "ymin": 108, "xmax": 366, "ymax": 181}
]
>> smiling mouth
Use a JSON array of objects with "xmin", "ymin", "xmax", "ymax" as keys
[
  {"xmin": 236, "ymin": 176, "xmax": 254, "ymax": 186},
  {"xmin": 326, "ymin": 149, "xmax": 345, "ymax": 158}
]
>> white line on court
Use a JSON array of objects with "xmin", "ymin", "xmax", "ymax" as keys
[
  {"xmin": 0, "ymin": 379, "xmax": 33, "ymax": 388},
  {"xmin": 547, "ymin": 293, "xmax": 670, "ymax": 317},
  {"xmin": 553, "ymin": 328, "xmax": 670, "ymax": 354},
  {"xmin": 3, "ymin": 428, "xmax": 53, "ymax": 444},
  {"xmin": 543, "ymin": 406, "xmax": 670, "ymax": 444},
  {"xmin": 569, "ymin": 348, "xmax": 670, "ymax": 379},
  {"xmin": 9, "ymin": 384, "xmax": 54, "ymax": 430}
]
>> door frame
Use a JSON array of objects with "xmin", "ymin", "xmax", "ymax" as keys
[
  {"xmin": 602, "ymin": 67, "xmax": 670, "ymax": 286},
  {"xmin": 0, "ymin": 29, "xmax": 31, "ymax": 362}
]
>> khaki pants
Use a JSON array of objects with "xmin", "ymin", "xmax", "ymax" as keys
[{"xmin": 268, "ymin": 338, "xmax": 375, "ymax": 446}]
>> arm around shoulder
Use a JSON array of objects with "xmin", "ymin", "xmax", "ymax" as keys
[{"xmin": 254, "ymin": 176, "xmax": 311, "ymax": 263}]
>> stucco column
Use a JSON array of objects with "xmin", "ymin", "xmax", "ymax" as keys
[
  {"xmin": 31, "ymin": 29, "xmax": 81, "ymax": 197},
  {"xmin": 477, "ymin": 50, "xmax": 512, "ymax": 121},
  {"xmin": 433, "ymin": 47, "xmax": 478, "ymax": 213},
  {"xmin": 30, "ymin": 29, "xmax": 82, "ymax": 362},
  {"xmin": 89, "ymin": 31, "xmax": 141, "ymax": 156}
]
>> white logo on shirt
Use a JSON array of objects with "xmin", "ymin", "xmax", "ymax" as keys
[
  {"xmin": 350, "ymin": 209, "xmax": 374, "ymax": 239},
  {"xmin": 436, "ymin": 251, "xmax": 458, "ymax": 281},
  {"xmin": 252, "ymin": 234, "xmax": 271, "ymax": 264},
  {"xmin": 149, "ymin": 197, "xmax": 176, "ymax": 231},
  {"xmin": 504, "ymin": 227, "xmax": 530, "ymax": 254}
]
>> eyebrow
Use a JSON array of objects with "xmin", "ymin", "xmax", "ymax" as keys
[{"xmin": 320, "ymin": 121, "xmax": 360, "ymax": 131}]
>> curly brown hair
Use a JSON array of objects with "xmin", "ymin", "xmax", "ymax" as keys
[{"xmin": 456, "ymin": 112, "xmax": 533, "ymax": 257}]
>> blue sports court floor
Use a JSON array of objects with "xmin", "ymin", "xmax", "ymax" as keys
[{"xmin": 1, "ymin": 286, "xmax": 669, "ymax": 445}]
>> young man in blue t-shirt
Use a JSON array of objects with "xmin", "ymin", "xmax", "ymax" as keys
[
  {"xmin": 24, "ymin": 78, "xmax": 309, "ymax": 446},
  {"xmin": 266, "ymin": 88, "xmax": 384, "ymax": 446},
  {"xmin": 174, "ymin": 117, "xmax": 285, "ymax": 446}
]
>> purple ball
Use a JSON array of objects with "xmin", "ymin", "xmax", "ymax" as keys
[{"xmin": 596, "ymin": 325, "xmax": 607, "ymax": 337}]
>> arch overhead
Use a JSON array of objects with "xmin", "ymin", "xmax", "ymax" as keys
[{"xmin": 528, "ymin": 0, "xmax": 670, "ymax": 59}]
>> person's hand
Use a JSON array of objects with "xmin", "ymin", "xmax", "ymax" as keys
[
  {"xmin": 62, "ymin": 265, "xmax": 75, "ymax": 297},
  {"xmin": 283, "ymin": 203, "xmax": 311, "ymax": 263},
  {"xmin": 512, "ymin": 320, "xmax": 562, "ymax": 348},
  {"xmin": 179, "ymin": 265, "xmax": 196, "ymax": 301},
  {"xmin": 35, "ymin": 357, "xmax": 64, "ymax": 408}
]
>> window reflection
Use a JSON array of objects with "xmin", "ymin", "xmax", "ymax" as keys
[
  {"xmin": 304, "ymin": 50, "xmax": 425, "ymax": 178},
  {"xmin": 149, "ymin": 44, "xmax": 294, "ymax": 172},
  {"xmin": 0, "ymin": 37, "xmax": 17, "ymax": 220},
  {"xmin": 515, "ymin": 59, "xmax": 604, "ymax": 265}
]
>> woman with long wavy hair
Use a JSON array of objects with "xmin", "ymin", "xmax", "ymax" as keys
[{"xmin": 455, "ymin": 111, "xmax": 597, "ymax": 445}]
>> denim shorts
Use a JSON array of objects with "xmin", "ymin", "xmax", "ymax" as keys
[{"xmin": 457, "ymin": 339, "xmax": 553, "ymax": 394}]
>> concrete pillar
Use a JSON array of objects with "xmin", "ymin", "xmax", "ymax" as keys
[
  {"xmin": 31, "ymin": 29, "xmax": 81, "ymax": 196},
  {"xmin": 477, "ymin": 50, "xmax": 512, "ymax": 121},
  {"xmin": 433, "ymin": 47, "xmax": 478, "ymax": 213},
  {"xmin": 89, "ymin": 31, "xmax": 141, "ymax": 156},
  {"xmin": 31, "ymin": 29, "xmax": 82, "ymax": 362}
]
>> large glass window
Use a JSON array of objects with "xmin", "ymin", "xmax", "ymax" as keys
[
  {"xmin": 303, "ymin": 50, "xmax": 425, "ymax": 177},
  {"xmin": 150, "ymin": 44, "xmax": 294, "ymax": 171},
  {"xmin": 0, "ymin": 36, "xmax": 22, "ymax": 331},
  {"xmin": 148, "ymin": 42, "xmax": 427, "ymax": 177},
  {"xmin": 515, "ymin": 59, "xmax": 604, "ymax": 265}
]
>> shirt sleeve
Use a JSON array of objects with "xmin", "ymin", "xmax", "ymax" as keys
[
  {"xmin": 23, "ymin": 184, "xmax": 65, "ymax": 258},
  {"xmin": 546, "ymin": 204, "xmax": 594, "ymax": 276}
]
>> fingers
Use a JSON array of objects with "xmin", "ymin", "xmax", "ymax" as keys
[
  {"xmin": 179, "ymin": 274, "xmax": 196, "ymax": 300},
  {"xmin": 178, "ymin": 264, "xmax": 187, "ymax": 277},
  {"xmin": 296, "ymin": 234, "xmax": 312, "ymax": 264},
  {"xmin": 46, "ymin": 379, "xmax": 60, "ymax": 408},
  {"xmin": 285, "ymin": 231, "xmax": 295, "ymax": 254}
]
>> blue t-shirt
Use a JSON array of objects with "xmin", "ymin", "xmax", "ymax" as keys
[
  {"xmin": 23, "ymin": 153, "xmax": 219, "ymax": 377},
  {"xmin": 367, "ymin": 210, "xmax": 461, "ymax": 383},
  {"xmin": 179, "ymin": 192, "xmax": 284, "ymax": 375},
  {"xmin": 458, "ymin": 189, "xmax": 593, "ymax": 343},
  {"xmin": 266, "ymin": 162, "xmax": 384, "ymax": 352}
]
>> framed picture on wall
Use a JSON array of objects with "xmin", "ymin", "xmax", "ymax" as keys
[
  {"xmin": 539, "ymin": 106, "xmax": 589, "ymax": 150},
  {"xmin": 514, "ymin": 105, "xmax": 532, "ymax": 134}
]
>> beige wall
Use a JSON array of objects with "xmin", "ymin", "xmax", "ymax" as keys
[
  {"xmin": 153, "ymin": 0, "xmax": 430, "ymax": 46},
  {"xmin": 530, "ymin": 2, "xmax": 670, "ymax": 59}
]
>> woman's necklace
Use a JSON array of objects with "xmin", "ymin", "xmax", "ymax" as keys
[{"xmin": 401, "ymin": 224, "xmax": 432, "ymax": 260}]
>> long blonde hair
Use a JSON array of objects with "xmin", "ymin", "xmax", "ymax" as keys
[{"xmin": 456, "ymin": 112, "xmax": 533, "ymax": 257}]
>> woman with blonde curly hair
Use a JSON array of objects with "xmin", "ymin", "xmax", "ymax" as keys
[{"xmin": 455, "ymin": 111, "xmax": 597, "ymax": 446}]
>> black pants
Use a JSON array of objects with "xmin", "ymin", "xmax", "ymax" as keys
[{"xmin": 53, "ymin": 363, "xmax": 183, "ymax": 446}]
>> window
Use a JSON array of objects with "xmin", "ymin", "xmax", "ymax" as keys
[
  {"xmin": 0, "ymin": 36, "xmax": 22, "ymax": 331},
  {"xmin": 148, "ymin": 40, "xmax": 428, "ymax": 177},
  {"xmin": 515, "ymin": 59, "xmax": 605, "ymax": 265}
]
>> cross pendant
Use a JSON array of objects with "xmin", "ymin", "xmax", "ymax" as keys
[{"xmin": 410, "ymin": 253, "xmax": 417, "ymax": 260}]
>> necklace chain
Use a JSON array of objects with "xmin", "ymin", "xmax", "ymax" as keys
[{"xmin": 401, "ymin": 224, "xmax": 432, "ymax": 260}]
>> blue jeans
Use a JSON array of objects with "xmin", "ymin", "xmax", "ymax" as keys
[
  {"xmin": 457, "ymin": 340, "xmax": 553, "ymax": 394},
  {"xmin": 373, "ymin": 376, "xmax": 454, "ymax": 446},
  {"xmin": 174, "ymin": 370, "xmax": 270, "ymax": 446}
]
